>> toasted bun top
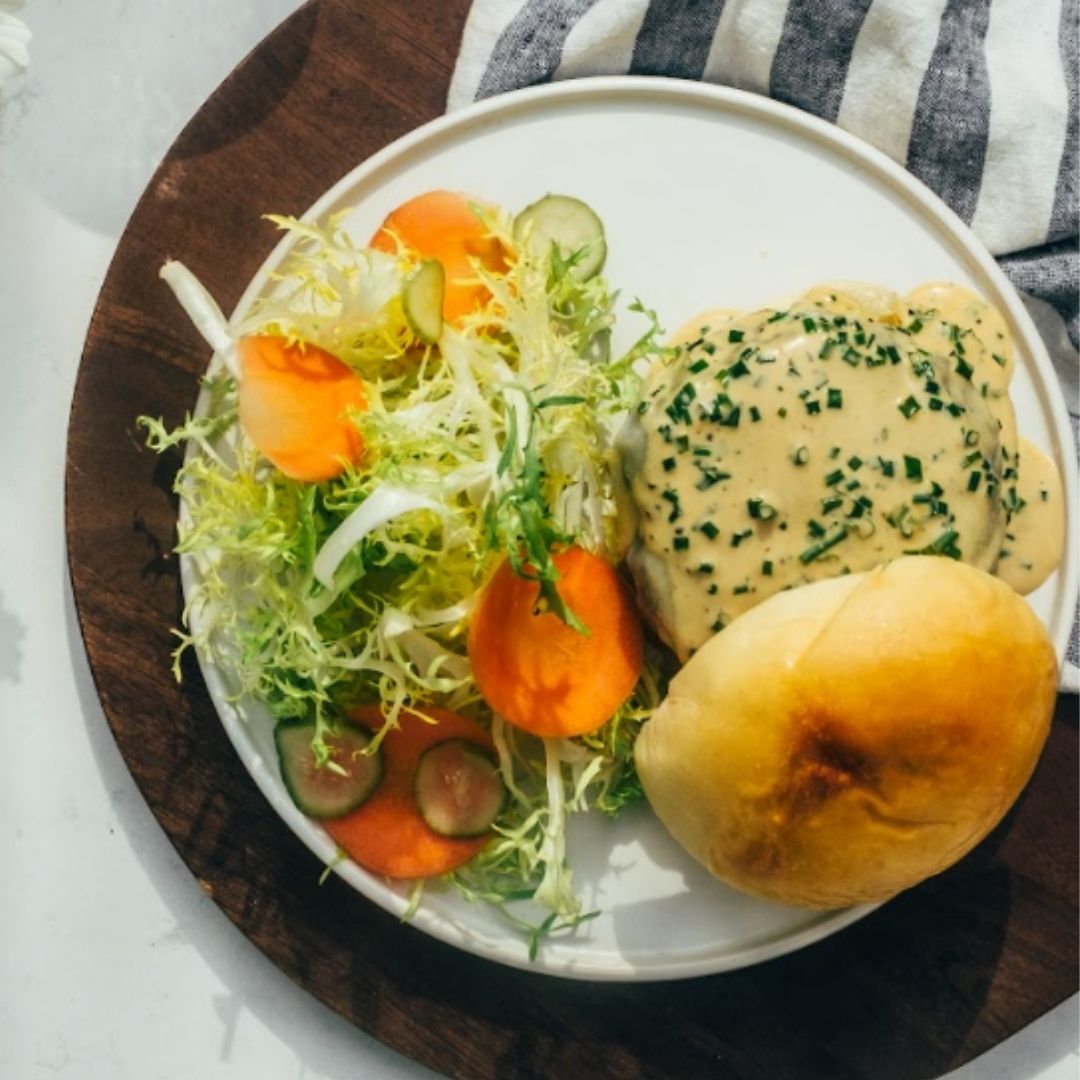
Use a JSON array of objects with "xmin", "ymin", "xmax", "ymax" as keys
[{"xmin": 634, "ymin": 556, "xmax": 1058, "ymax": 908}]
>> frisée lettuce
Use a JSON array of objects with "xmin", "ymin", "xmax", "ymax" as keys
[{"xmin": 140, "ymin": 198, "xmax": 667, "ymax": 952}]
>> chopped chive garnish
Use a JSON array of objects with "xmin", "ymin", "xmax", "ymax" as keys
[
  {"xmin": 733, "ymin": 583, "xmax": 750, "ymax": 595},
  {"xmin": 661, "ymin": 489, "xmax": 682, "ymax": 522},
  {"xmin": 992, "ymin": 353, "xmax": 1007, "ymax": 367},
  {"xmin": 824, "ymin": 469, "xmax": 845, "ymax": 487},
  {"xmin": 799, "ymin": 526, "xmax": 850, "ymax": 564},
  {"xmin": 728, "ymin": 329, "xmax": 744, "ymax": 343},
  {"xmin": 967, "ymin": 471, "xmax": 982, "ymax": 492},
  {"xmin": 747, "ymin": 498, "xmax": 777, "ymax": 520},
  {"xmin": 928, "ymin": 398, "xmax": 944, "ymax": 411},
  {"xmin": 878, "ymin": 457, "xmax": 895, "ymax": 477},
  {"xmin": 666, "ymin": 383, "xmax": 697, "ymax": 423},
  {"xmin": 906, "ymin": 528, "xmax": 962, "ymax": 559},
  {"xmin": 727, "ymin": 359, "xmax": 751, "ymax": 379},
  {"xmin": 822, "ymin": 495, "xmax": 843, "ymax": 513},
  {"xmin": 761, "ymin": 560, "xmax": 774, "ymax": 576},
  {"xmin": 819, "ymin": 338, "xmax": 837, "ymax": 359},
  {"xmin": 697, "ymin": 563, "xmax": 715, "ymax": 574},
  {"xmin": 749, "ymin": 405, "xmax": 762, "ymax": 422},
  {"xmin": 965, "ymin": 430, "xmax": 980, "ymax": 446},
  {"xmin": 903, "ymin": 455, "xmax": 923, "ymax": 480},
  {"xmin": 827, "ymin": 388, "xmax": 843, "ymax": 409},
  {"xmin": 699, "ymin": 521, "xmax": 720, "ymax": 539},
  {"xmin": 946, "ymin": 403, "xmax": 965, "ymax": 417},
  {"xmin": 956, "ymin": 358, "xmax": 974, "ymax": 381},
  {"xmin": 662, "ymin": 457, "xmax": 676, "ymax": 472},
  {"xmin": 675, "ymin": 434, "xmax": 690, "ymax": 452},
  {"xmin": 898, "ymin": 395, "xmax": 921, "ymax": 419},
  {"xmin": 731, "ymin": 529, "xmax": 752, "ymax": 547},
  {"xmin": 807, "ymin": 519, "xmax": 826, "ymax": 538},
  {"xmin": 695, "ymin": 466, "xmax": 731, "ymax": 490},
  {"xmin": 847, "ymin": 455, "xmax": 863, "ymax": 471},
  {"xmin": 673, "ymin": 536, "xmax": 689, "ymax": 551},
  {"xmin": 791, "ymin": 445, "xmax": 809, "ymax": 465},
  {"xmin": 688, "ymin": 358, "xmax": 709, "ymax": 374},
  {"xmin": 804, "ymin": 399, "xmax": 821, "ymax": 415},
  {"xmin": 708, "ymin": 395, "xmax": 742, "ymax": 427}
]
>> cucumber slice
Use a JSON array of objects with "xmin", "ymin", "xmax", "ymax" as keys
[
  {"xmin": 414, "ymin": 739, "xmax": 506, "ymax": 838},
  {"xmin": 275, "ymin": 718, "xmax": 383, "ymax": 820},
  {"xmin": 513, "ymin": 194, "xmax": 607, "ymax": 280},
  {"xmin": 402, "ymin": 258, "xmax": 445, "ymax": 344}
]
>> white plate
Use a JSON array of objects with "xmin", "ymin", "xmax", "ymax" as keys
[{"xmin": 183, "ymin": 77, "xmax": 1078, "ymax": 982}]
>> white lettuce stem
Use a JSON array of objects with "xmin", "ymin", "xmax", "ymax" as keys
[{"xmin": 160, "ymin": 260, "xmax": 240, "ymax": 379}]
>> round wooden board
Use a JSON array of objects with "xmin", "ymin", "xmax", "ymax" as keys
[{"xmin": 66, "ymin": 2, "xmax": 1078, "ymax": 1076}]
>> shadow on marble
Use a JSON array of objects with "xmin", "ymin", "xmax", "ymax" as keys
[
  {"xmin": 0, "ymin": 589, "xmax": 26, "ymax": 683},
  {"xmin": 2, "ymin": 0, "xmax": 310, "ymax": 238},
  {"xmin": 62, "ymin": 571, "xmax": 433, "ymax": 1080}
]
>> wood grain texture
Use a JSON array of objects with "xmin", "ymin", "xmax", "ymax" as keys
[{"xmin": 65, "ymin": 1, "xmax": 1078, "ymax": 1077}]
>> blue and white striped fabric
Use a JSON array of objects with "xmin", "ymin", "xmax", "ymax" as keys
[{"xmin": 448, "ymin": 0, "xmax": 1079, "ymax": 680}]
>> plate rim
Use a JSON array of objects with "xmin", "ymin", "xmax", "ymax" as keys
[{"xmin": 182, "ymin": 74, "xmax": 1078, "ymax": 982}]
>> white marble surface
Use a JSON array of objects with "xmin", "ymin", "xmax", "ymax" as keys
[{"xmin": 0, "ymin": 2, "xmax": 1074, "ymax": 1077}]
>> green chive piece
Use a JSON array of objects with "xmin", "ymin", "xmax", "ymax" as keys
[
  {"xmin": 898, "ymin": 395, "xmax": 921, "ymax": 419},
  {"xmin": 799, "ymin": 526, "xmax": 850, "ymax": 564}
]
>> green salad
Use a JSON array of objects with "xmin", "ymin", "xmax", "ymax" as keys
[{"xmin": 141, "ymin": 190, "xmax": 668, "ymax": 955}]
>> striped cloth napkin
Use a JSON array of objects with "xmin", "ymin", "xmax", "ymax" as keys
[{"xmin": 448, "ymin": 0, "xmax": 1079, "ymax": 684}]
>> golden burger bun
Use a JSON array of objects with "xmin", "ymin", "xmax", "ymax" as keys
[{"xmin": 634, "ymin": 556, "xmax": 1058, "ymax": 908}]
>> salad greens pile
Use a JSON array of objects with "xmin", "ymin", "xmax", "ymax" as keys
[{"xmin": 141, "ymin": 199, "xmax": 667, "ymax": 949}]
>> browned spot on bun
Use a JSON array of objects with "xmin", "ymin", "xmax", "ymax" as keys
[{"xmin": 783, "ymin": 715, "xmax": 877, "ymax": 820}]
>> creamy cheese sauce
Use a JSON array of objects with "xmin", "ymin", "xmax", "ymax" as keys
[{"xmin": 620, "ymin": 283, "xmax": 1065, "ymax": 661}]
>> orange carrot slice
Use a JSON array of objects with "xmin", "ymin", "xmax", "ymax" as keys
[
  {"xmin": 237, "ymin": 335, "xmax": 366, "ymax": 482},
  {"xmin": 323, "ymin": 705, "xmax": 495, "ymax": 879},
  {"xmin": 369, "ymin": 189, "xmax": 506, "ymax": 324},
  {"xmin": 468, "ymin": 547, "xmax": 645, "ymax": 738}
]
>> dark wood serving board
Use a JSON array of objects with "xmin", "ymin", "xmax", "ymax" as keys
[{"xmin": 65, "ymin": 2, "xmax": 1078, "ymax": 1076}]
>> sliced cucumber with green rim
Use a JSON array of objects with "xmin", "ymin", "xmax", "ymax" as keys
[
  {"xmin": 402, "ymin": 258, "xmax": 445, "ymax": 344},
  {"xmin": 414, "ymin": 739, "xmax": 506, "ymax": 838},
  {"xmin": 275, "ymin": 717, "xmax": 383, "ymax": 819},
  {"xmin": 513, "ymin": 193, "xmax": 607, "ymax": 280}
]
